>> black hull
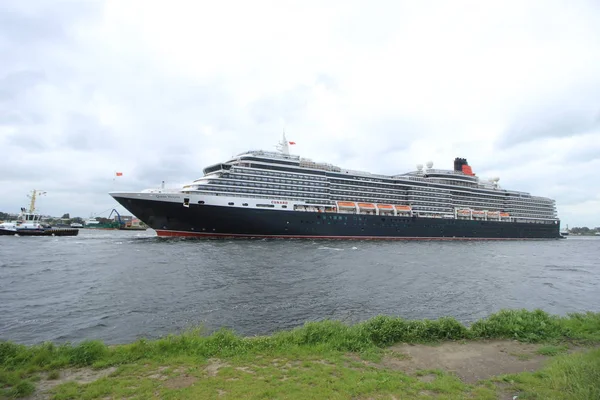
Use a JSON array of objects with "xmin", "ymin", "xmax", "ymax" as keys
[
  {"xmin": 112, "ymin": 196, "xmax": 561, "ymax": 240},
  {"xmin": 0, "ymin": 228, "xmax": 79, "ymax": 237}
]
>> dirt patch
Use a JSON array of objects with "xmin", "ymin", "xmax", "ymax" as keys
[
  {"xmin": 344, "ymin": 353, "xmax": 381, "ymax": 370},
  {"xmin": 163, "ymin": 375, "xmax": 197, "ymax": 390},
  {"xmin": 384, "ymin": 340, "xmax": 549, "ymax": 383},
  {"xmin": 24, "ymin": 367, "xmax": 117, "ymax": 400},
  {"xmin": 271, "ymin": 359, "xmax": 301, "ymax": 371},
  {"xmin": 147, "ymin": 366, "xmax": 170, "ymax": 380},
  {"xmin": 205, "ymin": 358, "xmax": 229, "ymax": 377},
  {"xmin": 142, "ymin": 366, "xmax": 198, "ymax": 390},
  {"xmin": 235, "ymin": 366, "xmax": 255, "ymax": 374}
]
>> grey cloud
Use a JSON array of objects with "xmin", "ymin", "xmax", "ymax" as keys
[
  {"xmin": 61, "ymin": 113, "xmax": 115, "ymax": 151},
  {"xmin": 0, "ymin": 70, "xmax": 46, "ymax": 101},
  {"xmin": 0, "ymin": 1, "xmax": 103, "ymax": 92},
  {"xmin": 498, "ymin": 106, "xmax": 600, "ymax": 149},
  {"xmin": 0, "ymin": 110, "xmax": 44, "ymax": 126},
  {"xmin": 363, "ymin": 117, "xmax": 420, "ymax": 153},
  {"xmin": 3, "ymin": 112, "xmax": 115, "ymax": 152},
  {"xmin": 559, "ymin": 137, "xmax": 600, "ymax": 163},
  {"xmin": 0, "ymin": 2, "xmax": 101, "ymax": 45},
  {"xmin": 0, "ymin": 9, "xmax": 67, "ymax": 44},
  {"xmin": 133, "ymin": 156, "xmax": 199, "ymax": 189},
  {"xmin": 5, "ymin": 129, "xmax": 49, "ymax": 150},
  {"xmin": 552, "ymin": 190, "xmax": 594, "ymax": 206},
  {"xmin": 99, "ymin": 77, "xmax": 243, "ymax": 139},
  {"xmin": 0, "ymin": 70, "xmax": 48, "ymax": 129},
  {"xmin": 0, "ymin": 157, "xmax": 65, "ymax": 181},
  {"xmin": 249, "ymin": 85, "xmax": 311, "ymax": 125},
  {"xmin": 315, "ymin": 74, "xmax": 339, "ymax": 92},
  {"xmin": 567, "ymin": 146, "xmax": 600, "ymax": 163},
  {"xmin": 161, "ymin": 83, "xmax": 242, "ymax": 133},
  {"xmin": 303, "ymin": 116, "xmax": 417, "ymax": 173}
]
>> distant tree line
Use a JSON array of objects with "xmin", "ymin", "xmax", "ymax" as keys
[
  {"xmin": 0, "ymin": 211, "xmax": 119, "ymax": 227},
  {"xmin": 569, "ymin": 227, "xmax": 600, "ymax": 235}
]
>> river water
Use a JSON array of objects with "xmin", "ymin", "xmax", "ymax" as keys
[{"xmin": 1, "ymin": 230, "xmax": 598, "ymax": 345}]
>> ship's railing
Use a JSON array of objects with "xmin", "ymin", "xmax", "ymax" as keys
[{"xmin": 423, "ymin": 169, "xmax": 476, "ymax": 177}]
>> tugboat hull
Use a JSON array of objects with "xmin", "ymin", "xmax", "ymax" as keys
[{"xmin": 0, "ymin": 228, "xmax": 79, "ymax": 236}]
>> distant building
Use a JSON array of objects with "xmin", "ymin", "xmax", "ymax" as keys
[{"xmin": 113, "ymin": 215, "xmax": 133, "ymax": 222}]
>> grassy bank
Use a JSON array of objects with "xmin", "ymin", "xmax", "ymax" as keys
[{"xmin": 1, "ymin": 309, "xmax": 599, "ymax": 399}]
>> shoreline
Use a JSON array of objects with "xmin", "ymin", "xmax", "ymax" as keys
[{"xmin": 1, "ymin": 309, "xmax": 599, "ymax": 399}]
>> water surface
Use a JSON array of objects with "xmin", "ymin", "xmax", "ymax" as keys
[{"xmin": 1, "ymin": 231, "xmax": 598, "ymax": 344}]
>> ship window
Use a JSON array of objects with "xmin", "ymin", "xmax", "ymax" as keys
[
  {"xmin": 228, "ymin": 202, "xmax": 234, "ymax": 205},
  {"xmin": 198, "ymin": 201, "xmax": 205, "ymax": 204},
  {"xmin": 282, "ymin": 205, "xmax": 287, "ymax": 208}
]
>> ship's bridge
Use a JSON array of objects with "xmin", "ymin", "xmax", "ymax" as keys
[{"xmin": 234, "ymin": 150, "xmax": 301, "ymax": 162}]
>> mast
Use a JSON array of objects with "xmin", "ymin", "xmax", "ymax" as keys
[
  {"xmin": 275, "ymin": 130, "xmax": 290, "ymax": 155},
  {"xmin": 27, "ymin": 190, "xmax": 46, "ymax": 213}
]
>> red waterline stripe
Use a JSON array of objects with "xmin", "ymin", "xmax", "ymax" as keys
[{"xmin": 155, "ymin": 229, "xmax": 549, "ymax": 240}]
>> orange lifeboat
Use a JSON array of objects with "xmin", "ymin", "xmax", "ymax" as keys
[
  {"xmin": 357, "ymin": 203, "xmax": 376, "ymax": 209},
  {"xmin": 394, "ymin": 205, "xmax": 412, "ymax": 211},
  {"xmin": 376, "ymin": 204, "xmax": 394, "ymax": 210},
  {"xmin": 500, "ymin": 212, "xmax": 510, "ymax": 217},
  {"xmin": 337, "ymin": 201, "xmax": 356, "ymax": 208}
]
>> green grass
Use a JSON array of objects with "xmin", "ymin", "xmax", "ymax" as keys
[
  {"xmin": 510, "ymin": 352, "xmax": 534, "ymax": 361},
  {"xmin": 498, "ymin": 348, "xmax": 600, "ymax": 400},
  {"xmin": 1, "ymin": 309, "xmax": 599, "ymax": 398},
  {"xmin": 537, "ymin": 344, "xmax": 569, "ymax": 356},
  {"xmin": 47, "ymin": 354, "xmax": 498, "ymax": 400}
]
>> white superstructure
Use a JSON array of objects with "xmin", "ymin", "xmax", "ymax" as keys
[{"xmin": 133, "ymin": 135, "xmax": 559, "ymax": 225}]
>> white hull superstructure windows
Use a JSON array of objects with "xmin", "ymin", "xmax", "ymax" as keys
[{"xmin": 177, "ymin": 150, "xmax": 558, "ymax": 225}]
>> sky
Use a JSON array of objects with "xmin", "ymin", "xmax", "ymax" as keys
[{"xmin": 1, "ymin": 0, "xmax": 599, "ymax": 227}]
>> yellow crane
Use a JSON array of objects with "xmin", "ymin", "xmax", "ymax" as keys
[{"xmin": 27, "ymin": 190, "xmax": 47, "ymax": 213}]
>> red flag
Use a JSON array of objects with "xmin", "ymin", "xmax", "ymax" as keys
[
  {"xmin": 289, "ymin": 141, "xmax": 296, "ymax": 145},
  {"xmin": 115, "ymin": 172, "xmax": 123, "ymax": 176}
]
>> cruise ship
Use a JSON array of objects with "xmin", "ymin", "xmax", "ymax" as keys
[{"xmin": 110, "ymin": 135, "xmax": 561, "ymax": 240}]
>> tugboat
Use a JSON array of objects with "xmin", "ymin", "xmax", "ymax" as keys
[{"xmin": 0, "ymin": 190, "xmax": 79, "ymax": 237}]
